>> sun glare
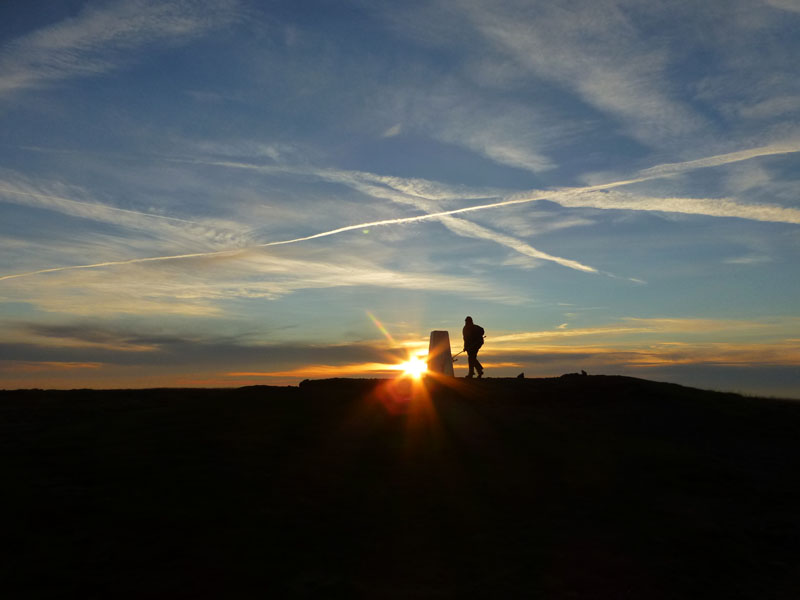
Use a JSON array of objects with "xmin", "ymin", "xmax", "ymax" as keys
[{"xmin": 400, "ymin": 355, "xmax": 428, "ymax": 379}]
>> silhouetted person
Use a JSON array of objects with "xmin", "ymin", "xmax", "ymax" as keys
[{"xmin": 462, "ymin": 316, "xmax": 484, "ymax": 378}]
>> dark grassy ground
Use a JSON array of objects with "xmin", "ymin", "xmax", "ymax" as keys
[{"xmin": 2, "ymin": 375, "xmax": 800, "ymax": 598}]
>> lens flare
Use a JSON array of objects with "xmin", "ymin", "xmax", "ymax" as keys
[
  {"xmin": 366, "ymin": 310, "xmax": 397, "ymax": 345},
  {"xmin": 399, "ymin": 355, "xmax": 428, "ymax": 379}
]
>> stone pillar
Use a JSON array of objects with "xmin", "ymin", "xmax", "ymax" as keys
[{"xmin": 427, "ymin": 330, "xmax": 454, "ymax": 377}]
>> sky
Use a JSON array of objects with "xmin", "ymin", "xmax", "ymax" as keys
[{"xmin": 1, "ymin": 0, "xmax": 799, "ymax": 397}]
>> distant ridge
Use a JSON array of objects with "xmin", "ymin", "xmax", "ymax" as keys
[
  {"xmin": 4, "ymin": 374, "xmax": 795, "ymax": 402},
  {"xmin": 294, "ymin": 373, "xmax": 795, "ymax": 403}
]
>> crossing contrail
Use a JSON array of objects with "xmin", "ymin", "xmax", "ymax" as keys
[
  {"xmin": 4, "ymin": 141, "xmax": 799, "ymax": 283},
  {"xmin": 0, "ymin": 194, "xmax": 600, "ymax": 282}
]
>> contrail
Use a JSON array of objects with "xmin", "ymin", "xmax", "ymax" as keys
[
  {"xmin": 0, "ymin": 195, "xmax": 597, "ymax": 282},
  {"xmin": 637, "ymin": 142, "xmax": 800, "ymax": 178},
  {"xmin": 4, "ymin": 141, "xmax": 799, "ymax": 283},
  {"xmin": 0, "ymin": 249, "xmax": 246, "ymax": 282}
]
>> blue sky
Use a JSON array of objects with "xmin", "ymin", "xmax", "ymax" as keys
[{"xmin": 1, "ymin": 0, "xmax": 799, "ymax": 396}]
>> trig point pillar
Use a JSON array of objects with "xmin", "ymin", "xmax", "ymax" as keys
[{"xmin": 427, "ymin": 330, "xmax": 455, "ymax": 377}]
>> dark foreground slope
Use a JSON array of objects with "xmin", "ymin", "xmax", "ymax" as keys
[{"xmin": 2, "ymin": 376, "xmax": 799, "ymax": 598}]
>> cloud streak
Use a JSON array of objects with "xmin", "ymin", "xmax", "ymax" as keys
[
  {"xmin": 490, "ymin": 317, "xmax": 800, "ymax": 346},
  {"xmin": 3, "ymin": 141, "xmax": 798, "ymax": 283},
  {"xmin": 0, "ymin": 195, "xmax": 601, "ymax": 282},
  {"xmin": 0, "ymin": 0, "xmax": 240, "ymax": 100},
  {"xmin": 0, "ymin": 183, "xmax": 203, "ymax": 226},
  {"xmin": 539, "ymin": 190, "xmax": 800, "ymax": 224},
  {"xmin": 0, "ymin": 170, "xmax": 254, "ymax": 268},
  {"xmin": 1, "ymin": 248, "xmax": 505, "ymax": 315},
  {"xmin": 636, "ymin": 142, "xmax": 800, "ymax": 179},
  {"xmin": 456, "ymin": 0, "xmax": 707, "ymax": 146},
  {"xmin": 314, "ymin": 165, "xmax": 600, "ymax": 272}
]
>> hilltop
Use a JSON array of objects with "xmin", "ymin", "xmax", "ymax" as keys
[{"xmin": 2, "ymin": 375, "xmax": 799, "ymax": 598}]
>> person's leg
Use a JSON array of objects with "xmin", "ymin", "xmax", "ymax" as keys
[
  {"xmin": 475, "ymin": 354, "xmax": 483, "ymax": 377},
  {"xmin": 467, "ymin": 350, "xmax": 477, "ymax": 377}
]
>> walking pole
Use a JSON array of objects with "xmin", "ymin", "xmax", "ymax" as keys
[{"xmin": 452, "ymin": 349, "xmax": 466, "ymax": 362}]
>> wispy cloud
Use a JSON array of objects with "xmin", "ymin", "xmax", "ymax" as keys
[
  {"xmin": 381, "ymin": 123, "xmax": 402, "ymax": 138},
  {"xmin": 482, "ymin": 341, "xmax": 800, "ymax": 370},
  {"xmin": 543, "ymin": 189, "xmax": 800, "ymax": 224},
  {"xmin": 227, "ymin": 361, "xmax": 405, "ymax": 379},
  {"xmin": 635, "ymin": 142, "xmax": 800, "ymax": 179},
  {"xmin": 0, "ymin": 326, "xmax": 399, "ymax": 371},
  {"xmin": 491, "ymin": 325, "xmax": 652, "ymax": 345},
  {"xmin": 0, "ymin": 192, "xmax": 602, "ymax": 282},
  {"xmin": 723, "ymin": 255, "xmax": 772, "ymax": 265},
  {"xmin": 318, "ymin": 166, "xmax": 601, "ymax": 273},
  {"xmin": 0, "ymin": 248, "xmax": 506, "ymax": 315},
  {"xmin": 373, "ymin": 0, "xmax": 799, "ymax": 175},
  {"xmin": 489, "ymin": 317, "xmax": 800, "ymax": 346},
  {"xmin": 484, "ymin": 318, "xmax": 800, "ymax": 372},
  {"xmin": 512, "ymin": 142, "xmax": 800, "ymax": 224},
  {"xmin": 0, "ymin": 171, "xmax": 253, "ymax": 262},
  {"xmin": 764, "ymin": 0, "xmax": 800, "ymax": 14},
  {"xmin": 0, "ymin": 183, "xmax": 198, "ymax": 225},
  {"xmin": 5, "ymin": 140, "xmax": 798, "ymax": 283},
  {"xmin": 0, "ymin": 0, "xmax": 240, "ymax": 100},
  {"xmin": 429, "ymin": 98, "xmax": 559, "ymax": 172},
  {"xmin": 620, "ymin": 342, "xmax": 800, "ymax": 368},
  {"xmin": 455, "ymin": 0, "xmax": 707, "ymax": 146},
  {"xmin": 8, "ymin": 322, "xmax": 160, "ymax": 352},
  {"xmin": 0, "ymin": 361, "xmax": 102, "ymax": 373},
  {"xmin": 435, "ymin": 215, "xmax": 597, "ymax": 272},
  {"xmin": 215, "ymin": 139, "xmax": 800, "ymax": 225},
  {"xmin": 735, "ymin": 95, "xmax": 800, "ymax": 120}
]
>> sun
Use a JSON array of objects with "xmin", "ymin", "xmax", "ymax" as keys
[{"xmin": 399, "ymin": 355, "xmax": 428, "ymax": 379}]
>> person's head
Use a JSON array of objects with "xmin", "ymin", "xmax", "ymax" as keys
[{"xmin": 465, "ymin": 316, "xmax": 473, "ymax": 324}]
